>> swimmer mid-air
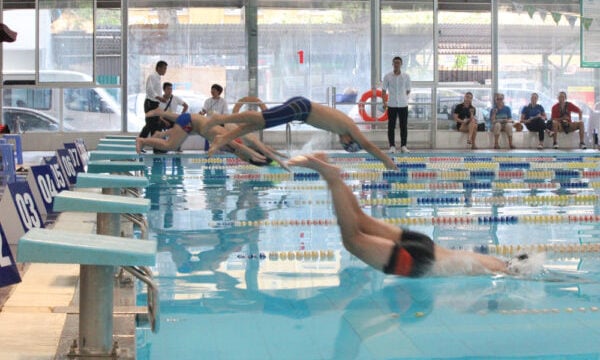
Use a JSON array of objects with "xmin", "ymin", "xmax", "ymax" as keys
[
  {"xmin": 204, "ymin": 96, "xmax": 398, "ymax": 170},
  {"xmin": 287, "ymin": 152, "xmax": 535, "ymax": 277},
  {"xmin": 136, "ymin": 109, "xmax": 289, "ymax": 169}
]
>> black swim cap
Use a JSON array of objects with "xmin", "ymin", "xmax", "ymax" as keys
[{"xmin": 342, "ymin": 140, "xmax": 362, "ymax": 153}]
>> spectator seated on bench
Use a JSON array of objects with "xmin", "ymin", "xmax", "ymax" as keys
[{"xmin": 549, "ymin": 91, "xmax": 587, "ymax": 149}]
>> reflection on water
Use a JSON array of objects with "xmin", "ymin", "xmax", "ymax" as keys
[{"xmin": 137, "ymin": 154, "xmax": 600, "ymax": 360}]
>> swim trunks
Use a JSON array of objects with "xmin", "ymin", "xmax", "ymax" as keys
[
  {"xmin": 175, "ymin": 113, "xmax": 193, "ymax": 133},
  {"xmin": 383, "ymin": 229, "xmax": 435, "ymax": 277},
  {"xmin": 262, "ymin": 96, "xmax": 312, "ymax": 129}
]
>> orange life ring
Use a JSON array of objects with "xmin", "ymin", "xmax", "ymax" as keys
[
  {"xmin": 358, "ymin": 89, "xmax": 388, "ymax": 122},
  {"xmin": 232, "ymin": 96, "xmax": 268, "ymax": 114}
]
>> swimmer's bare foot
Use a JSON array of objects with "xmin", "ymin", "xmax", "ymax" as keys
[
  {"xmin": 288, "ymin": 153, "xmax": 340, "ymax": 179},
  {"xmin": 136, "ymin": 137, "xmax": 144, "ymax": 154},
  {"xmin": 207, "ymin": 134, "xmax": 226, "ymax": 156}
]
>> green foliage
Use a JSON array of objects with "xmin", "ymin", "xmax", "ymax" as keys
[{"xmin": 454, "ymin": 55, "xmax": 468, "ymax": 69}]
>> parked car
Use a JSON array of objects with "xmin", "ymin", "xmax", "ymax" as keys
[
  {"xmin": 3, "ymin": 106, "xmax": 75, "ymax": 132},
  {"xmin": 3, "ymin": 70, "xmax": 124, "ymax": 131}
]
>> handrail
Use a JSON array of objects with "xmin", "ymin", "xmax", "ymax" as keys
[
  {"xmin": 124, "ymin": 187, "xmax": 142, "ymax": 198},
  {"xmin": 123, "ymin": 266, "xmax": 160, "ymax": 333},
  {"xmin": 123, "ymin": 213, "xmax": 148, "ymax": 240}
]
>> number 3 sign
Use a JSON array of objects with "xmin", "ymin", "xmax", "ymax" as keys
[{"xmin": 0, "ymin": 181, "xmax": 44, "ymax": 245}]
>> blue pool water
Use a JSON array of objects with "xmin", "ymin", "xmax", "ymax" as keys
[{"xmin": 136, "ymin": 152, "xmax": 600, "ymax": 359}]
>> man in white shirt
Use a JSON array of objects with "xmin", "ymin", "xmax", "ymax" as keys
[
  {"xmin": 160, "ymin": 82, "xmax": 188, "ymax": 116},
  {"xmin": 200, "ymin": 84, "xmax": 229, "ymax": 151},
  {"xmin": 139, "ymin": 60, "xmax": 168, "ymax": 139},
  {"xmin": 382, "ymin": 56, "xmax": 411, "ymax": 153},
  {"xmin": 158, "ymin": 82, "xmax": 188, "ymax": 153},
  {"xmin": 200, "ymin": 84, "xmax": 229, "ymax": 116}
]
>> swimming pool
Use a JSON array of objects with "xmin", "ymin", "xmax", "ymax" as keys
[{"xmin": 136, "ymin": 152, "xmax": 600, "ymax": 359}]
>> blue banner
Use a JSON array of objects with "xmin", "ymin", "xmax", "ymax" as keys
[{"xmin": 0, "ymin": 223, "xmax": 21, "ymax": 287}]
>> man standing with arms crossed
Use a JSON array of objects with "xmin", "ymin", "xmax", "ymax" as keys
[{"xmin": 382, "ymin": 56, "xmax": 411, "ymax": 153}]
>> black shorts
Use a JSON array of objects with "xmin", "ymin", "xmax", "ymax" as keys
[{"xmin": 383, "ymin": 229, "xmax": 435, "ymax": 277}]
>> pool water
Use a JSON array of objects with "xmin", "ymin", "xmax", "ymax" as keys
[{"xmin": 136, "ymin": 153, "xmax": 600, "ymax": 360}]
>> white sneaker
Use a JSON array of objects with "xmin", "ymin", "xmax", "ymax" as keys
[
  {"xmin": 553, "ymin": 143, "xmax": 559, "ymax": 149},
  {"xmin": 389, "ymin": 146, "xmax": 396, "ymax": 153},
  {"xmin": 580, "ymin": 143, "xmax": 587, "ymax": 150},
  {"xmin": 401, "ymin": 146, "xmax": 410, "ymax": 153}
]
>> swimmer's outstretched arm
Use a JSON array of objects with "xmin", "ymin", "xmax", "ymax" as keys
[
  {"xmin": 207, "ymin": 123, "xmax": 259, "ymax": 156},
  {"xmin": 348, "ymin": 129, "xmax": 398, "ymax": 170}
]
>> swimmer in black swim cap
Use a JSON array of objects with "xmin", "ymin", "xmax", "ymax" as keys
[{"xmin": 341, "ymin": 139, "xmax": 362, "ymax": 153}]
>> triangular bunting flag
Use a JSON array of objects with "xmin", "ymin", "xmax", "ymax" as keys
[
  {"xmin": 567, "ymin": 15, "xmax": 578, "ymax": 28},
  {"xmin": 582, "ymin": 17, "xmax": 593, "ymax": 31},
  {"xmin": 513, "ymin": 1, "xmax": 524, "ymax": 13},
  {"xmin": 538, "ymin": 10, "xmax": 547, "ymax": 22},
  {"xmin": 525, "ymin": 5, "xmax": 536, "ymax": 18},
  {"xmin": 551, "ymin": 12, "xmax": 562, "ymax": 25}
]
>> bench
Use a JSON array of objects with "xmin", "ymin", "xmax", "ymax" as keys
[{"xmin": 435, "ymin": 130, "xmax": 585, "ymax": 150}]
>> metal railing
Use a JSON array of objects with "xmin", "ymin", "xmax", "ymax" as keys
[{"xmin": 124, "ymin": 265, "xmax": 160, "ymax": 333}]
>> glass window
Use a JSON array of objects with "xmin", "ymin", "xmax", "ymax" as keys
[
  {"xmin": 38, "ymin": 0, "xmax": 93, "ymax": 83},
  {"xmin": 63, "ymin": 87, "xmax": 122, "ymax": 131},
  {"xmin": 3, "ymin": 109, "xmax": 59, "ymax": 132},
  {"xmin": 498, "ymin": 0, "xmax": 598, "ymax": 140},
  {"xmin": 258, "ymin": 4, "xmax": 369, "ymax": 103},
  {"xmin": 3, "ymin": 88, "xmax": 52, "ymax": 110},
  {"xmin": 382, "ymin": 1, "xmax": 434, "ymax": 82},
  {"xmin": 127, "ymin": 5, "xmax": 244, "ymax": 130},
  {"xmin": 2, "ymin": 9, "xmax": 36, "ymax": 76},
  {"xmin": 438, "ymin": 11, "xmax": 491, "ymax": 85},
  {"xmin": 96, "ymin": 7, "xmax": 122, "ymax": 86}
]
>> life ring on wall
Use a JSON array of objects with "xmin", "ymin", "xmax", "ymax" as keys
[
  {"xmin": 232, "ymin": 96, "xmax": 268, "ymax": 113},
  {"xmin": 358, "ymin": 89, "xmax": 388, "ymax": 122}
]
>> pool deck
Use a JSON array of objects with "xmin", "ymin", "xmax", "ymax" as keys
[{"xmin": 0, "ymin": 153, "xmax": 139, "ymax": 359}]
